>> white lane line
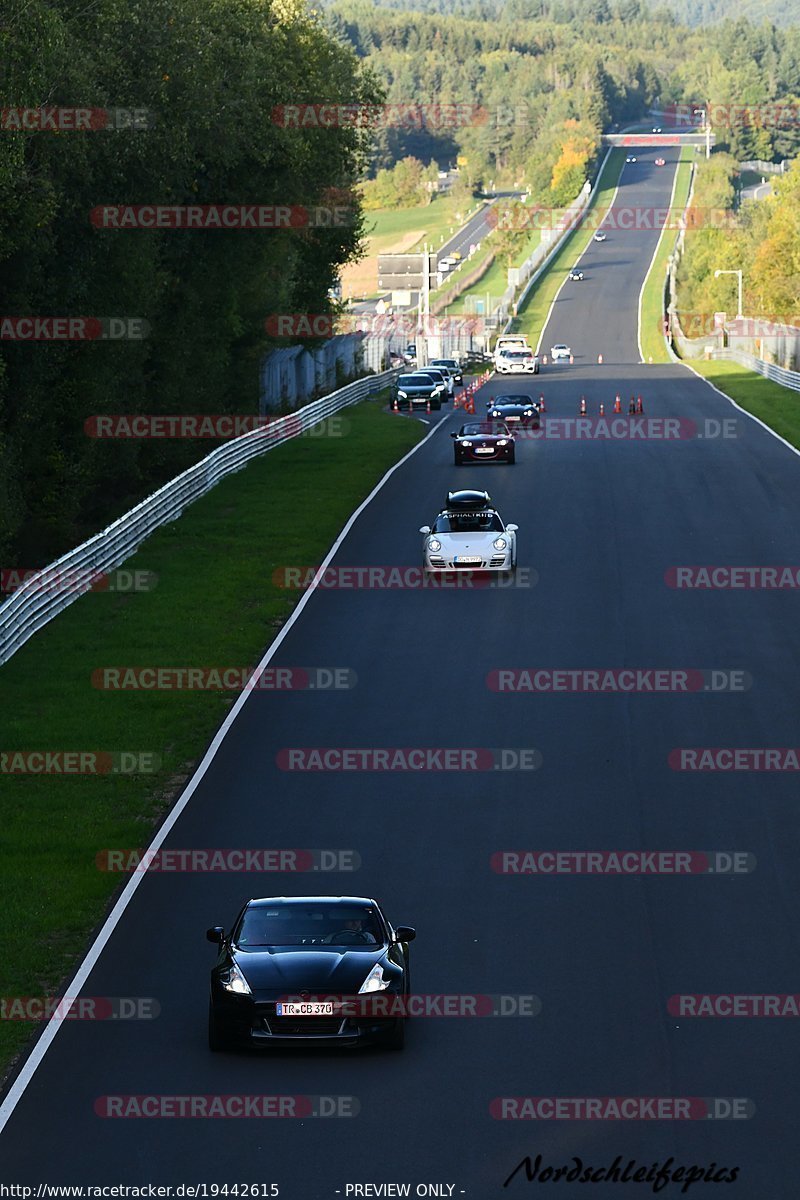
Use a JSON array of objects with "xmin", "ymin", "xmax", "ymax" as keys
[
  {"xmin": 681, "ymin": 359, "xmax": 800, "ymax": 462},
  {"xmin": 0, "ymin": 414, "xmax": 443, "ymax": 1135},
  {"xmin": 636, "ymin": 155, "xmax": 683, "ymax": 364}
]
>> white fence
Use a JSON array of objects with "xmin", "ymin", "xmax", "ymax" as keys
[{"xmin": 0, "ymin": 368, "xmax": 399, "ymax": 666}]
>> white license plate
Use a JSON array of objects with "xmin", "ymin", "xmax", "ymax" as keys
[
  {"xmin": 506, "ymin": 416, "xmax": 520, "ymax": 422},
  {"xmin": 475, "ymin": 447, "xmax": 494, "ymax": 453},
  {"xmin": 276, "ymin": 1002, "xmax": 334, "ymax": 1016},
  {"xmin": 455, "ymin": 556, "xmax": 481, "ymax": 564}
]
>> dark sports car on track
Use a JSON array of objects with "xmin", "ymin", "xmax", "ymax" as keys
[
  {"xmin": 452, "ymin": 421, "xmax": 515, "ymax": 465},
  {"xmin": 207, "ymin": 896, "xmax": 415, "ymax": 1051},
  {"xmin": 487, "ymin": 399, "xmax": 540, "ymax": 430}
]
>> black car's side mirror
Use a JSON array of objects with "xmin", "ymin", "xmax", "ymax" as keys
[
  {"xmin": 450, "ymin": 431, "xmax": 458, "ymax": 438},
  {"xmin": 394, "ymin": 925, "xmax": 416, "ymax": 943},
  {"xmin": 206, "ymin": 926, "xmax": 225, "ymax": 944}
]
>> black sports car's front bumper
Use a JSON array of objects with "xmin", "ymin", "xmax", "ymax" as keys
[{"xmin": 211, "ymin": 993, "xmax": 405, "ymax": 1048}]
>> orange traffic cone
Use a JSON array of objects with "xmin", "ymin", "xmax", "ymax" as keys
[
  {"xmin": 598, "ymin": 353, "xmax": 603, "ymax": 364},
  {"xmin": 636, "ymin": 395, "xmax": 643, "ymax": 414},
  {"xmin": 599, "ymin": 402, "xmax": 605, "ymax": 416},
  {"xmin": 542, "ymin": 354, "xmax": 548, "ymax": 365},
  {"xmin": 579, "ymin": 396, "xmax": 587, "ymax": 416},
  {"xmin": 539, "ymin": 394, "xmax": 546, "ymax": 412},
  {"xmin": 569, "ymin": 354, "xmax": 574, "ymax": 364},
  {"xmin": 613, "ymin": 394, "xmax": 621, "ymax": 413},
  {"xmin": 466, "ymin": 395, "xmax": 475, "ymax": 414}
]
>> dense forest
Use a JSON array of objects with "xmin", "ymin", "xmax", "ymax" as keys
[
  {"xmin": 677, "ymin": 154, "xmax": 800, "ymax": 327},
  {"xmin": 326, "ymin": 0, "xmax": 800, "ymax": 193},
  {"xmin": 0, "ymin": 0, "xmax": 379, "ymax": 564}
]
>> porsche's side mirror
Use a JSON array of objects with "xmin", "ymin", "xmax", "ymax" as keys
[
  {"xmin": 394, "ymin": 925, "xmax": 416, "ymax": 943},
  {"xmin": 419, "ymin": 526, "xmax": 431, "ymax": 535},
  {"xmin": 206, "ymin": 926, "xmax": 225, "ymax": 944},
  {"xmin": 506, "ymin": 524, "xmax": 519, "ymax": 532}
]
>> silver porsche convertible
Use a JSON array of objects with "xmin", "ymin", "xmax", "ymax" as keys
[{"xmin": 419, "ymin": 490, "xmax": 518, "ymax": 573}]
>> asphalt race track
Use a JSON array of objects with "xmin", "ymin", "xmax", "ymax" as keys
[{"xmin": 3, "ymin": 148, "xmax": 800, "ymax": 1197}]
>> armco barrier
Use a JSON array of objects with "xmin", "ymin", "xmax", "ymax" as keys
[
  {"xmin": 0, "ymin": 369, "xmax": 400, "ymax": 666},
  {"xmin": 711, "ymin": 347, "xmax": 800, "ymax": 393}
]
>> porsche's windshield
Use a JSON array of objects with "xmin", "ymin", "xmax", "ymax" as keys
[{"xmin": 432, "ymin": 511, "xmax": 504, "ymax": 533}]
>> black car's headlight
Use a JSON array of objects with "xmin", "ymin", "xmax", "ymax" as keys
[
  {"xmin": 460, "ymin": 440, "xmax": 471, "ymax": 448},
  {"xmin": 219, "ymin": 962, "xmax": 251, "ymax": 995},
  {"xmin": 397, "ymin": 390, "xmax": 408, "ymax": 399},
  {"xmin": 497, "ymin": 439, "xmax": 508, "ymax": 446},
  {"xmin": 358, "ymin": 964, "xmax": 391, "ymax": 994}
]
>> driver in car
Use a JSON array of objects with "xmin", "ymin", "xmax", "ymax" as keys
[{"xmin": 325, "ymin": 917, "xmax": 377, "ymax": 944}]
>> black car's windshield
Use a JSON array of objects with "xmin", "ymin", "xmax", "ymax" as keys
[
  {"xmin": 461, "ymin": 423, "xmax": 509, "ymax": 436},
  {"xmin": 399, "ymin": 374, "xmax": 430, "ymax": 388},
  {"xmin": 432, "ymin": 511, "xmax": 504, "ymax": 533},
  {"xmin": 236, "ymin": 904, "xmax": 383, "ymax": 947}
]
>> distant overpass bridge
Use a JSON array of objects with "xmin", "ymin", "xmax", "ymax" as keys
[{"xmin": 602, "ymin": 132, "xmax": 715, "ymax": 148}]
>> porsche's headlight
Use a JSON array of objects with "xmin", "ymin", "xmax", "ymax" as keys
[
  {"xmin": 397, "ymin": 390, "xmax": 408, "ymax": 398},
  {"xmin": 358, "ymin": 964, "xmax": 390, "ymax": 994},
  {"xmin": 219, "ymin": 962, "xmax": 251, "ymax": 995},
  {"xmin": 428, "ymin": 538, "xmax": 442, "ymax": 552},
  {"xmin": 460, "ymin": 440, "xmax": 471, "ymax": 448},
  {"xmin": 493, "ymin": 537, "xmax": 507, "ymax": 551},
  {"xmin": 497, "ymin": 439, "xmax": 508, "ymax": 446}
]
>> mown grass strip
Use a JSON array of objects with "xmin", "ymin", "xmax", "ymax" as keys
[
  {"xmin": 687, "ymin": 358, "xmax": 800, "ymax": 451},
  {"xmin": 0, "ymin": 398, "xmax": 424, "ymax": 1075},
  {"xmin": 508, "ymin": 148, "xmax": 626, "ymax": 346},
  {"xmin": 639, "ymin": 146, "xmax": 695, "ymax": 365}
]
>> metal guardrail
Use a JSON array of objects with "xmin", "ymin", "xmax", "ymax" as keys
[
  {"xmin": 0, "ymin": 368, "xmax": 400, "ymax": 666},
  {"xmin": 711, "ymin": 348, "xmax": 800, "ymax": 392}
]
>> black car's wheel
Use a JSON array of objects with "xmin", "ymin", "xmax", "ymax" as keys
[
  {"xmin": 534, "ymin": 364, "xmax": 539, "ymax": 374},
  {"xmin": 208, "ymin": 1000, "xmax": 232, "ymax": 1052},
  {"xmin": 430, "ymin": 399, "xmax": 441, "ymax": 410}
]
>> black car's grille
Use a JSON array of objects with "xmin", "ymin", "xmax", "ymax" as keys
[{"xmin": 265, "ymin": 1016, "xmax": 346, "ymax": 1036}]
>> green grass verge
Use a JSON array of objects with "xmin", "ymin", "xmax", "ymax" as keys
[
  {"xmin": 638, "ymin": 146, "xmax": 695, "ymax": 365},
  {"xmin": 508, "ymin": 148, "xmax": 627, "ymax": 347},
  {"xmin": 687, "ymin": 358, "xmax": 800, "ymax": 450},
  {"xmin": 0, "ymin": 397, "xmax": 424, "ymax": 1075},
  {"xmin": 364, "ymin": 195, "xmax": 483, "ymax": 252}
]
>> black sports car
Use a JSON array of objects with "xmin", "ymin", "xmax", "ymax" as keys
[
  {"xmin": 452, "ymin": 421, "xmax": 515, "ymax": 464},
  {"xmin": 392, "ymin": 372, "xmax": 445, "ymax": 411},
  {"xmin": 486, "ymin": 399, "xmax": 540, "ymax": 430},
  {"xmin": 207, "ymin": 896, "xmax": 415, "ymax": 1051}
]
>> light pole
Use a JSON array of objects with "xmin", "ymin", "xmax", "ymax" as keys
[
  {"xmin": 715, "ymin": 268, "xmax": 743, "ymax": 318},
  {"xmin": 693, "ymin": 108, "xmax": 710, "ymax": 160}
]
